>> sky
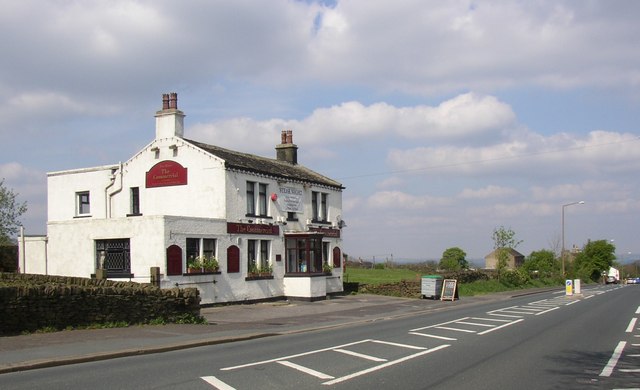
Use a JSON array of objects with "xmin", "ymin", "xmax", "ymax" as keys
[{"xmin": 1, "ymin": 0, "xmax": 639, "ymax": 262}]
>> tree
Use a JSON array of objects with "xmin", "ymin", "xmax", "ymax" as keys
[
  {"xmin": 439, "ymin": 247, "xmax": 468, "ymax": 271},
  {"xmin": 573, "ymin": 239, "xmax": 616, "ymax": 282},
  {"xmin": 523, "ymin": 249, "xmax": 558, "ymax": 277},
  {"xmin": 491, "ymin": 226, "xmax": 523, "ymax": 279},
  {"xmin": 0, "ymin": 179, "xmax": 27, "ymax": 245}
]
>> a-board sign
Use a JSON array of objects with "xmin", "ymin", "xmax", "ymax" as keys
[{"xmin": 440, "ymin": 279, "xmax": 458, "ymax": 301}]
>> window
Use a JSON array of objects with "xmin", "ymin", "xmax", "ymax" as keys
[
  {"xmin": 323, "ymin": 242, "xmax": 330, "ymax": 268},
  {"xmin": 186, "ymin": 238, "xmax": 217, "ymax": 264},
  {"xmin": 285, "ymin": 234, "xmax": 322, "ymax": 274},
  {"xmin": 312, "ymin": 191, "xmax": 328, "ymax": 222},
  {"xmin": 312, "ymin": 192, "xmax": 318, "ymax": 221},
  {"xmin": 248, "ymin": 239, "xmax": 271, "ymax": 272},
  {"xmin": 96, "ymin": 239, "xmax": 131, "ymax": 277},
  {"xmin": 130, "ymin": 187, "xmax": 140, "ymax": 215},
  {"xmin": 246, "ymin": 181, "xmax": 269, "ymax": 217},
  {"xmin": 258, "ymin": 183, "xmax": 267, "ymax": 216},
  {"xmin": 321, "ymin": 193, "xmax": 328, "ymax": 222},
  {"xmin": 246, "ymin": 181, "xmax": 255, "ymax": 215},
  {"xmin": 77, "ymin": 191, "xmax": 90, "ymax": 215}
]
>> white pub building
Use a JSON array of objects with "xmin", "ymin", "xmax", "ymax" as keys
[{"xmin": 21, "ymin": 93, "xmax": 346, "ymax": 304}]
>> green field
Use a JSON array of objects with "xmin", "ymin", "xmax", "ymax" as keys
[
  {"xmin": 343, "ymin": 266, "xmax": 562, "ymax": 296},
  {"xmin": 344, "ymin": 267, "xmax": 422, "ymax": 284}
]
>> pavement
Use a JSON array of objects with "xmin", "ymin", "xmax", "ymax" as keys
[{"xmin": 0, "ymin": 289, "xmax": 557, "ymax": 375}]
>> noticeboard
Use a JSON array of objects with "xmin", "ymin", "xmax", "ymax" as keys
[{"xmin": 441, "ymin": 279, "xmax": 458, "ymax": 301}]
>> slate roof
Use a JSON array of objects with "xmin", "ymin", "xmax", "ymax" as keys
[
  {"xmin": 484, "ymin": 248, "xmax": 525, "ymax": 259},
  {"xmin": 184, "ymin": 138, "xmax": 344, "ymax": 190}
]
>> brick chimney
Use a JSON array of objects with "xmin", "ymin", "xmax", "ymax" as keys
[
  {"xmin": 155, "ymin": 92, "xmax": 185, "ymax": 139},
  {"xmin": 275, "ymin": 129, "xmax": 298, "ymax": 164}
]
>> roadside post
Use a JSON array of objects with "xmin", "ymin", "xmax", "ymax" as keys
[
  {"xmin": 573, "ymin": 279, "xmax": 581, "ymax": 295},
  {"xmin": 565, "ymin": 279, "xmax": 573, "ymax": 296}
]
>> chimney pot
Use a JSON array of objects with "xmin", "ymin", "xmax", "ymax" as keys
[
  {"xmin": 276, "ymin": 130, "xmax": 298, "ymax": 164},
  {"xmin": 169, "ymin": 92, "xmax": 178, "ymax": 109},
  {"xmin": 162, "ymin": 94, "xmax": 170, "ymax": 110}
]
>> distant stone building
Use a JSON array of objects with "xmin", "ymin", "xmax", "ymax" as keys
[{"xmin": 484, "ymin": 248, "xmax": 525, "ymax": 270}]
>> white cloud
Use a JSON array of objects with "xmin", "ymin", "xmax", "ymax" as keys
[
  {"xmin": 387, "ymin": 131, "xmax": 640, "ymax": 178},
  {"xmin": 187, "ymin": 92, "xmax": 516, "ymax": 154},
  {"xmin": 459, "ymin": 185, "xmax": 518, "ymax": 199},
  {"xmin": 365, "ymin": 190, "xmax": 452, "ymax": 210}
]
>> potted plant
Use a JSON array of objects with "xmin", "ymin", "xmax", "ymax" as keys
[
  {"xmin": 248, "ymin": 262, "xmax": 259, "ymax": 277},
  {"xmin": 323, "ymin": 262, "xmax": 333, "ymax": 274},
  {"xmin": 259, "ymin": 263, "xmax": 273, "ymax": 277},
  {"xmin": 202, "ymin": 256, "xmax": 219, "ymax": 272},
  {"xmin": 187, "ymin": 256, "xmax": 202, "ymax": 273}
]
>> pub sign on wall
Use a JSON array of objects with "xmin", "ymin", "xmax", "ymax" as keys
[{"xmin": 146, "ymin": 160, "xmax": 188, "ymax": 188}]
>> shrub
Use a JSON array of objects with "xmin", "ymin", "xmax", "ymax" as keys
[{"xmin": 500, "ymin": 269, "xmax": 530, "ymax": 287}]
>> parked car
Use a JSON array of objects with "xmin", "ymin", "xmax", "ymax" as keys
[{"xmin": 626, "ymin": 277, "xmax": 640, "ymax": 284}]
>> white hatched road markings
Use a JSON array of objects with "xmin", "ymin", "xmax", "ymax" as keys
[
  {"xmin": 202, "ymin": 292, "xmax": 608, "ymax": 388},
  {"xmin": 600, "ymin": 303, "xmax": 640, "ymax": 379},
  {"xmin": 207, "ymin": 339, "xmax": 449, "ymax": 389}
]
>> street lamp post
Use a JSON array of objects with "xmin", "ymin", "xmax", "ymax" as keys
[{"xmin": 561, "ymin": 201, "xmax": 585, "ymax": 276}]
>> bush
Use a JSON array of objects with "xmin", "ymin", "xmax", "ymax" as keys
[
  {"xmin": 500, "ymin": 269, "xmax": 530, "ymax": 287},
  {"xmin": 442, "ymin": 270, "xmax": 489, "ymax": 284}
]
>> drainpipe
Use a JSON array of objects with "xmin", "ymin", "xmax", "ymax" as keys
[
  {"xmin": 20, "ymin": 226, "xmax": 25, "ymax": 273},
  {"xmin": 105, "ymin": 162, "xmax": 123, "ymax": 218}
]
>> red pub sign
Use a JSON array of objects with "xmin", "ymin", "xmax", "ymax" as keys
[
  {"xmin": 146, "ymin": 160, "xmax": 188, "ymax": 188},
  {"xmin": 227, "ymin": 222, "xmax": 280, "ymax": 236},
  {"xmin": 309, "ymin": 227, "xmax": 341, "ymax": 238}
]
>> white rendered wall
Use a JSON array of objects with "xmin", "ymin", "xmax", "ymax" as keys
[{"xmin": 19, "ymin": 236, "xmax": 48, "ymax": 274}]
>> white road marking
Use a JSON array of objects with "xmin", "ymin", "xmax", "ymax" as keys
[
  {"xmin": 600, "ymin": 341, "xmax": 627, "ymax": 377},
  {"xmin": 370, "ymin": 339, "xmax": 427, "ymax": 350},
  {"xmin": 636, "ymin": 305, "xmax": 640, "ymax": 314},
  {"xmin": 470, "ymin": 317, "xmax": 512, "ymax": 323},
  {"xmin": 487, "ymin": 313, "xmax": 523, "ymax": 318},
  {"xmin": 322, "ymin": 344, "xmax": 451, "ymax": 386},
  {"xmin": 334, "ymin": 348, "xmax": 387, "ymax": 362},
  {"xmin": 477, "ymin": 319, "xmax": 524, "ymax": 335},
  {"xmin": 408, "ymin": 332, "xmax": 457, "ymax": 341},
  {"xmin": 535, "ymin": 307, "xmax": 560, "ymax": 316},
  {"xmin": 201, "ymin": 376, "xmax": 236, "ymax": 390},
  {"xmin": 434, "ymin": 326, "xmax": 477, "ymax": 333},
  {"xmin": 618, "ymin": 369, "xmax": 640, "ymax": 373},
  {"xmin": 277, "ymin": 360, "xmax": 334, "ymax": 379},
  {"xmin": 221, "ymin": 339, "xmax": 373, "ymax": 370},
  {"xmin": 456, "ymin": 321, "xmax": 495, "ymax": 327},
  {"xmin": 626, "ymin": 318, "xmax": 638, "ymax": 333},
  {"xmin": 410, "ymin": 318, "xmax": 469, "ymax": 332}
]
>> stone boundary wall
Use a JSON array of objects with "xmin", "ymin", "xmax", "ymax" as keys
[
  {"xmin": 0, "ymin": 273, "xmax": 200, "ymax": 335},
  {"xmin": 0, "ymin": 246, "xmax": 18, "ymax": 272}
]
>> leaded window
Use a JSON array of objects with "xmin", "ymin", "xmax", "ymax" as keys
[{"xmin": 96, "ymin": 239, "xmax": 131, "ymax": 277}]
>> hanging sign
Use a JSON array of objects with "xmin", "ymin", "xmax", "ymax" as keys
[
  {"xmin": 276, "ymin": 186, "xmax": 304, "ymax": 213},
  {"xmin": 441, "ymin": 279, "xmax": 459, "ymax": 301},
  {"xmin": 146, "ymin": 160, "xmax": 188, "ymax": 188}
]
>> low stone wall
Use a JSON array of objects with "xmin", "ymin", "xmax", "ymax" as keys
[
  {"xmin": 358, "ymin": 280, "xmax": 421, "ymax": 298},
  {"xmin": 0, "ymin": 273, "xmax": 200, "ymax": 335},
  {"xmin": 0, "ymin": 245, "xmax": 18, "ymax": 272}
]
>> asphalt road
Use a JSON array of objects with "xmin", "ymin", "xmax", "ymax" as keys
[{"xmin": 2, "ymin": 284, "xmax": 639, "ymax": 389}]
